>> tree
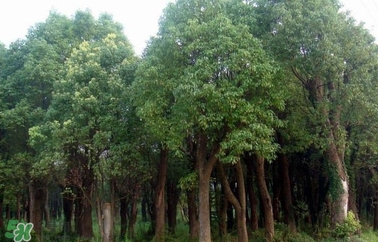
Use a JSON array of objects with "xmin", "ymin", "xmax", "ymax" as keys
[
  {"xmin": 29, "ymin": 33, "xmax": 136, "ymax": 239},
  {"xmin": 132, "ymin": 1, "xmax": 285, "ymax": 241},
  {"xmin": 254, "ymin": 0, "xmax": 378, "ymax": 227}
]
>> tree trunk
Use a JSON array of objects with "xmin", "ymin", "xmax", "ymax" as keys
[
  {"xmin": 327, "ymin": 138, "xmax": 348, "ymax": 228},
  {"xmin": 128, "ymin": 200, "xmax": 138, "ymax": 239},
  {"xmin": 119, "ymin": 195, "xmax": 128, "ymax": 240},
  {"xmin": 217, "ymin": 160, "xmax": 248, "ymax": 242},
  {"xmin": 187, "ymin": 189, "xmax": 199, "ymax": 239},
  {"xmin": 245, "ymin": 154, "xmax": 259, "ymax": 231},
  {"xmin": 44, "ymin": 191, "xmax": 50, "ymax": 228},
  {"xmin": 75, "ymin": 182, "xmax": 94, "ymax": 239},
  {"xmin": 102, "ymin": 203, "xmax": 113, "ymax": 242},
  {"xmin": 62, "ymin": 194, "xmax": 73, "ymax": 234},
  {"xmin": 215, "ymin": 182, "xmax": 227, "ymax": 239},
  {"xmin": 29, "ymin": 181, "xmax": 46, "ymax": 239},
  {"xmin": 277, "ymin": 133, "xmax": 297, "ymax": 234},
  {"xmin": 167, "ymin": 181, "xmax": 180, "ymax": 234},
  {"xmin": 197, "ymin": 133, "xmax": 220, "ymax": 242},
  {"xmin": 255, "ymin": 155, "xmax": 274, "ymax": 242},
  {"xmin": 154, "ymin": 146, "xmax": 168, "ymax": 242}
]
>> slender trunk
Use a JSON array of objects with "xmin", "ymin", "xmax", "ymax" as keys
[
  {"xmin": 215, "ymin": 182, "xmax": 227, "ymax": 239},
  {"xmin": 119, "ymin": 195, "xmax": 128, "ymax": 240},
  {"xmin": 62, "ymin": 195, "xmax": 73, "ymax": 234},
  {"xmin": 187, "ymin": 189, "xmax": 199, "ymax": 239},
  {"xmin": 245, "ymin": 155, "xmax": 258, "ymax": 231},
  {"xmin": 96, "ymin": 195, "xmax": 104, "ymax": 240},
  {"xmin": 44, "ymin": 191, "xmax": 50, "ymax": 228},
  {"xmin": 16, "ymin": 193, "xmax": 21, "ymax": 221},
  {"xmin": 102, "ymin": 203, "xmax": 113, "ymax": 242},
  {"xmin": 255, "ymin": 155, "xmax": 274, "ymax": 242},
  {"xmin": 154, "ymin": 147, "xmax": 168, "ymax": 242},
  {"xmin": 277, "ymin": 133, "xmax": 297, "ymax": 233},
  {"xmin": 197, "ymin": 133, "xmax": 220, "ymax": 242},
  {"xmin": 128, "ymin": 200, "xmax": 138, "ymax": 239},
  {"xmin": 29, "ymin": 181, "xmax": 46, "ymax": 239},
  {"xmin": 217, "ymin": 161, "xmax": 248, "ymax": 242},
  {"xmin": 272, "ymin": 161, "xmax": 281, "ymax": 222},
  {"xmin": 167, "ymin": 181, "xmax": 180, "ymax": 234}
]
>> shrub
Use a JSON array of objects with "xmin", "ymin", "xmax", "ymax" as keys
[{"xmin": 333, "ymin": 212, "xmax": 361, "ymax": 239}]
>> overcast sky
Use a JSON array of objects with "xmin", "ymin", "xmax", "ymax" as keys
[{"xmin": 0, "ymin": 0, "xmax": 377, "ymax": 55}]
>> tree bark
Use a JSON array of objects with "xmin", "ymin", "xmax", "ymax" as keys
[
  {"xmin": 255, "ymin": 155, "xmax": 274, "ymax": 242},
  {"xmin": 154, "ymin": 146, "xmax": 168, "ymax": 242},
  {"xmin": 167, "ymin": 181, "xmax": 180, "ymax": 234},
  {"xmin": 277, "ymin": 134, "xmax": 297, "ymax": 234},
  {"xmin": 102, "ymin": 203, "xmax": 113, "ymax": 242},
  {"xmin": 197, "ymin": 133, "xmax": 220, "ymax": 242},
  {"xmin": 187, "ymin": 189, "xmax": 199, "ymax": 239},
  {"xmin": 119, "ymin": 195, "xmax": 128, "ymax": 240},
  {"xmin": 29, "ymin": 180, "xmax": 46, "ymax": 239},
  {"xmin": 245, "ymin": 154, "xmax": 259, "ymax": 231},
  {"xmin": 62, "ymin": 194, "xmax": 73, "ymax": 234},
  {"xmin": 217, "ymin": 160, "xmax": 248, "ymax": 242}
]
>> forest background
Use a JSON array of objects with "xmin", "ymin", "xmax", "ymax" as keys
[{"xmin": 1, "ymin": 0, "xmax": 378, "ymax": 242}]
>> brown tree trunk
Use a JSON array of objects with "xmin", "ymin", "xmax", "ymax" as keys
[
  {"xmin": 187, "ymin": 189, "xmax": 199, "ymax": 239},
  {"xmin": 62, "ymin": 194, "xmax": 73, "ymax": 234},
  {"xmin": 29, "ymin": 180, "xmax": 46, "ymax": 239},
  {"xmin": 154, "ymin": 147, "xmax": 168, "ymax": 242},
  {"xmin": 245, "ymin": 154, "xmax": 259, "ymax": 231},
  {"xmin": 167, "ymin": 181, "xmax": 180, "ymax": 234},
  {"xmin": 217, "ymin": 161, "xmax": 248, "ymax": 242},
  {"xmin": 215, "ymin": 181, "xmax": 227, "ymax": 239},
  {"xmin": 128, "ymin": 185, "xmax": 140, "ymax": 240},
  {"xmin": 277, "ymin": 133, "xmax": 297, "ymax": 234},
  {"xmin": 255, "ymin": 155, "xmax": 274, "ymax": 242},
  {"xmin": 119, "ymin": 195, "xmax": 128, "ymax": 240},
  {"xmin": 75, "ymin": 180, "xmax": 94, "ymax": 239},
  {"xmin": 44, "ymin": 191, "xmax": 50, "ymax": 228},
  {"xmin": 197, "ymin": 133, "xmax": 220, "ymax": 242}
]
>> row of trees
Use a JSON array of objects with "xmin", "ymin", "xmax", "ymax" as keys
[{"xmin": 1, "ymin": 0, "xmax": 378, "ymax": 241}]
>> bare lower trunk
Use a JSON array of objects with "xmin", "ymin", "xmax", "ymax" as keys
[
  {"xmin": 119, "ymin": 196, "xmax": 128, "ymax": 240},
  {"xmin": 102, "ymin": 203, "xmax": 113, "ymax": 242},
  {"xmin": 29, "ymin": 181, "xmax": 46, "ymax": 239},
  {"xmin": 277, "ymin": 133, "xmax": 297, "ymax": 234},
  {"xmin": 255, "ymin": 155, "xmax": 274, "ymax": 242},
  {"xmin": 154, "ymin": 147, "xmax": 168, "ymax": 242},
  {"xmin": 197, "ymin": 133, "xmax": 220, "ymax": 242},
  {"xmin": 245, "ymin": 154, "xmax": 258, "ymax": 231},
  {"xmin": 187, "ymin": 189, "xmax": 199, "ymax": 239},
  {"xmin": 167, "ymin": 181, "xmax": 180, "ymax": 234},
  {"xmin": 62, "ymin": 195, "xmax": 73, "ymax": 233},
  {"xmin": 217, "ymin": 161, "xmax": 248, "ymax": 242},
  {"xmin": 128, "ymin": 200, "xmax": 138, "ymax": 239}
]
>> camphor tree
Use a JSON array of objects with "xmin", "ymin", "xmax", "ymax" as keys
[
  {"xmin": 131, "ymin": 0, "xmax": 285, "ymax": 241},
  {"xmin": 29, "ymin": 32, "xmax": 136, "ymax": 239},
  {"xmin": 253, "ymin": 0, "xmax": 378, "ymax": 227}
]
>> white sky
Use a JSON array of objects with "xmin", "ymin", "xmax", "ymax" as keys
[{"xmin": 0, "ymin": 0, "xmax": 377, "ymax": 55}]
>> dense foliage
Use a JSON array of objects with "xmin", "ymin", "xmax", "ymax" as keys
[{"xmin": 1, "ymin": 0, "xmax": 378, "ymax": 241}]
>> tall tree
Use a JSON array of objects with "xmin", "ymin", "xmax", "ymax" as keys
[
  {"xmin": 254, "ymin": 0, "xmax": 378, "ymax": 227},
  {"xmin": 132, "ymin": 1, "xmax": 285, "ymax": 241}
]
